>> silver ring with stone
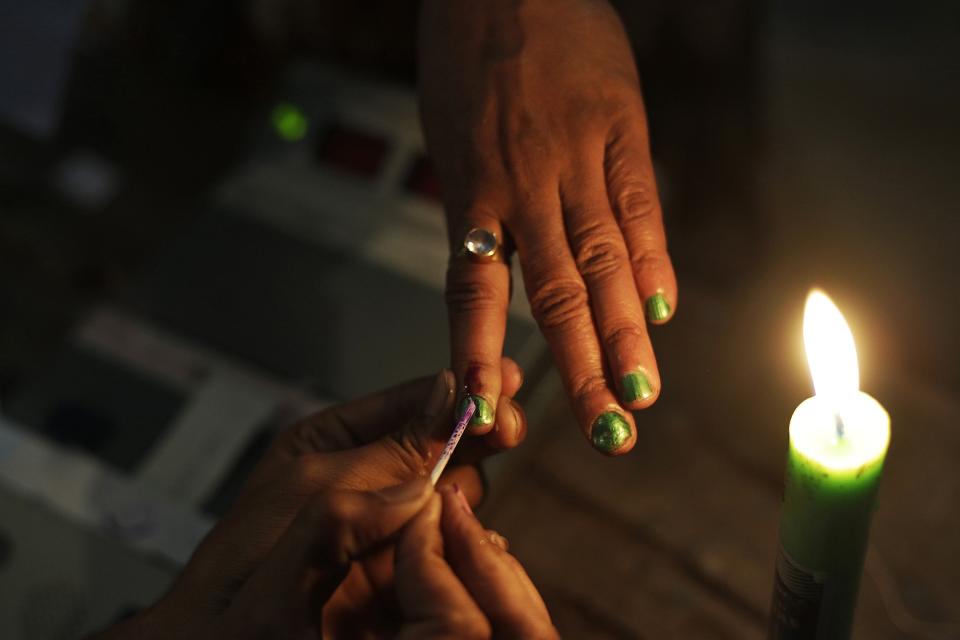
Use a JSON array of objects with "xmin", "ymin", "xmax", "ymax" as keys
[{"xmin": 461, "ymin": 227, "xmax": 502, "ymax": 263}]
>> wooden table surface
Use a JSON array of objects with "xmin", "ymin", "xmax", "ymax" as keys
[{"xmin": 481, "ymin": 282, "xmax": 960, "ymax": 639}]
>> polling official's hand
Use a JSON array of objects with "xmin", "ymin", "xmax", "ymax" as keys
[
  {"xmin": 101, "ymin": 481, "xmax": 557, "ymax": 640},
  {"xmin": 101, "ymin": 482, "xmax": 434, "ymax": 639},
  {"xmin": 96, "ymin": 363, "xmax": 525, "ymax": 638},
  {"xmin": 395, "ymin": 485, "xmax": 559, "ymax": 639},
  {"xmin": 420, "ymin": 0, "xmax": 676, "ymax": 455}
]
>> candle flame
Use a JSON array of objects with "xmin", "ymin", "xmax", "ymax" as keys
[{"xmin": 803, "ymin": 289, "xmax": 859, "ymax": 407}]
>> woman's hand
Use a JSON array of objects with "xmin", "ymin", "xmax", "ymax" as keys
[
  {"xmin": 419, "ymin": 0, "xmax": 676, "ymax": 455},
  {"xmin": 99, "ymin": 362, "xmax": 525, "ymax": 638}
]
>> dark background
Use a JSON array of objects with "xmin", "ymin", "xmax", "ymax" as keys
[{"xmin": 1, "ymin": 1, "xmax": 958, "ymax": 638}]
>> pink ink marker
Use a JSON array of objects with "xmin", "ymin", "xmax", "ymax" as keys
[{"xmin": 429, "ymin": 395, "xmax": 476, "ymax": 485}]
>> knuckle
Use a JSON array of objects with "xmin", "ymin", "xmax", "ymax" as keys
[
  {"xmin": 604, "ymin": 322, "xmax": 644, "ymax": 351},
  {"xmin": 528, "ymin": 279, "xmax": 591, "ymax": 331},
  {"xmin": 573, "ymin": 234, "xmax": 627, "ymax": 282},
  {"xmin": 565, "ymin": 83, "xmax": 638, "ymax": 131},
  {"xmin": 612, "ymin": 181, "xmax": 658, "ymax": 225},
  {"xmin": 385, "ymin": 429, "xmax": 431, "ymax": 476},
  {"xmin": 445, "ymin": 268, "xmax": 504, "ymax": 314},
  {"xmin": 569, "ymin": 371, "xmax": 608, "ymax": 403},
  {"xmin": 630, "ymin": 250, "xmax": 671, "ymax": 278}
]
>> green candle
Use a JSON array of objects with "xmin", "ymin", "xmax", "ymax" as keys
[{"xmin": 769, "ymin": 291, "xmax": 891, "ymax": 639}]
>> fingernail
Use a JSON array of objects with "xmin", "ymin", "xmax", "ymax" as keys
[
  {"xmin": 452, "ymin": 482, "xmax": 474, "ymax": 515},
  {"xmin": 487, "ymin": 530, "xmax": 509, "ymax": 551},
  {"xmin": 620, "ymin": 371, "xmax": 654, "ymax": 404},
  {"xmin": 379, "ymin": 479, "xmax": 430, "ymax": 503},
  {"xmin": 459, "ymin": 394, "xmax": 493, "ymax": 427},
  {"xmin": 591, "ymin": 411, "xmax": 633, "ymax": 453},
  {"xmin": 645, "ymin": 292, "xmax": 672, "ymax": 323},
  {"xmin": 424, "ymin": 370, "xmax": 456, "ymax": 421}
]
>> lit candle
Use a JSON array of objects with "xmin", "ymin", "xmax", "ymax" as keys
[{"xmin": 769, "ymin": 290, "xmax": 891, "ymax": 639}]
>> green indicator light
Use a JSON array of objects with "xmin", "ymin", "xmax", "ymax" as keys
[{"xmin": 271, "ymin": 102, "xmax": 308, "ymax": 141}]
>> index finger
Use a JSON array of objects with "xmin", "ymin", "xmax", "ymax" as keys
[
  {"xmin": 445, "ymin": 211, "xmax": 511, "ymax": 435},
  {"xmin": 439, "ymin": 488, "xmax": 556, "ymax": 637},
  {"xmin": 395, "ymin": 494, "xmax": 491, "ymax": 638}
]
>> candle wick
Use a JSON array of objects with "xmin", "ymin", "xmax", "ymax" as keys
[{"xmin": 835, "ymin": 413, "xmax": 846, "ymax": 439}]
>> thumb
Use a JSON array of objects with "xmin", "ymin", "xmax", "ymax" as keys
[
  {"xmin": 286, "ymin": 371, "xmax": 453, "ymax": 453},
  {"xmin": 325, "ymin": 370, "xmax": 458, "ymax": 485},
  {"xmin": 222, "ymin": 480, "xmax": 434, "ymax": 635},
  {"xmin": 409, "ymin": 368, "xmax": 459, "ymax": 443}
]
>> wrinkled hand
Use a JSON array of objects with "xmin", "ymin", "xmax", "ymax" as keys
[
  {"xmin": 99, "ymin": 363, "xmax": 525, "ymax": 638},
  {"xmin": 420, "ymin": 0, "xmax": 676, "ymax": 455},
  {"xmin": 102, "ymin": 481, "xmax": 556, "ymax": 639},
  {"xmin": 396, "ymin": 485, "xmax": 558, "ymax": 639}
]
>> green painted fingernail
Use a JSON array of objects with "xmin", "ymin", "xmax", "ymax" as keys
[
  {"xmin": 645, "ymin": 293, "xmax": 671, "ymax": 323},
  {"xmin": 459, "ymin": 394, "xmax": 494, "ymax": 426},
  {"xmin": 591, "ymin": 412, "xmax": 632, "ymax": 453},
  {"xmin": 621, "ymin": 371, "xmax": 654, "ymax": 404}
]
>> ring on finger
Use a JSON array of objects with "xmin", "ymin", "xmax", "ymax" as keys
[{"xmin": 459, "ymin": 227, "xmax": 504, "ymax": 264}]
